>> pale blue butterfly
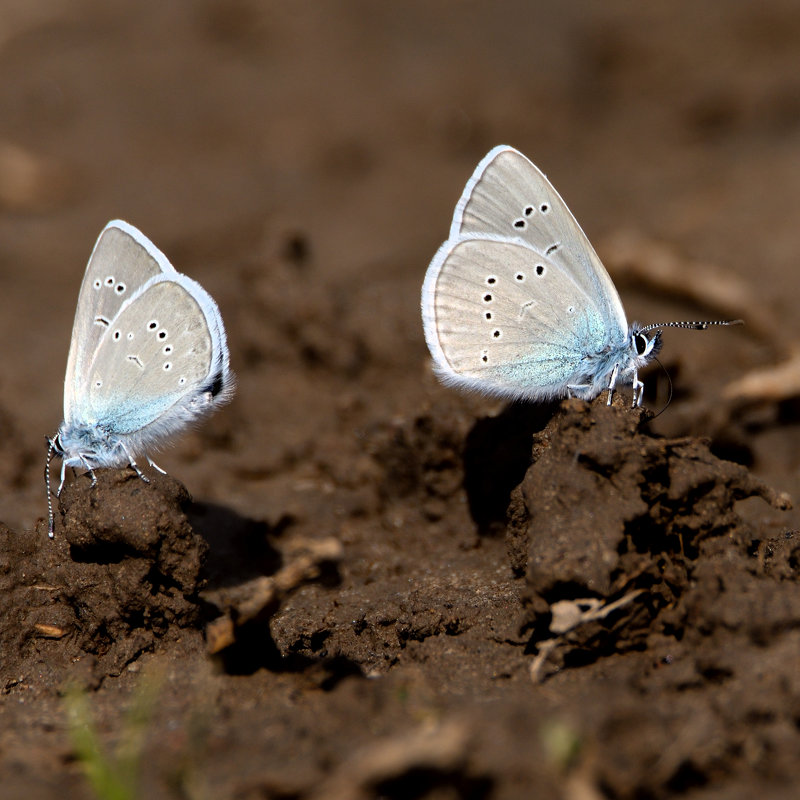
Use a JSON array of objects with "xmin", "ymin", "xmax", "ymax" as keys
[
  {"xmin": 46, "ymin": 220, "xmax": 235, "ymax": 537},
  {"xmin": 422, "ymin": 146, "xmax": 740, "ymax": 406}
]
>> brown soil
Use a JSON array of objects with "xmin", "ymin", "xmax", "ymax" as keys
[{"xmin": 1, "ymin": 3, "xmax": 800, "ymax": 799}]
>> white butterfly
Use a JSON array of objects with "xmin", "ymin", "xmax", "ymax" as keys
[
  {"xmin": 46, "ymin": 220, "xmax": 234, "ymax": 536},
  {"xmin": 422, "ymin": 146, "xmax": 740, "ymax": 405}
]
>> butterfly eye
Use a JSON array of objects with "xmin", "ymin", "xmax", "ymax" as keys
[{"xmin": 635, "ymin": 333, "xmax": 650, "ymax": 356}]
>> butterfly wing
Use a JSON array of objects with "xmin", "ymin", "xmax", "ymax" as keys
[
  {"xmin": 450, "ymin": 146, "xmax": 628, "ymax": 335},
  {"xmin": 422, "ymin": 235, "xmax": 618, "ymax": 400},
  {"xmin": 82, "ymin": 275, "xmax": 229, "ymax": 439},
  {"xmin": 63, "ymin": 220, "xmax": 177, "ymax": 423}
]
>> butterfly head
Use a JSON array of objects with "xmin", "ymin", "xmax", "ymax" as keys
[
  {"xmin": 631, "ymin": 327, "xmax": 663, "ymax": 365},
  {"xmin": 47, "ymin": 433, "xmax": 64, "ymax": 459}
]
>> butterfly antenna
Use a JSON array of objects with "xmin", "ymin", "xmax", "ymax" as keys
[
  {"xmin": 638, "ymin": 319, "xmax": 743, "ymax": 334},
  {"xmin": 45, "ymin": 436, "xmax": 56, "ymax": 539},
  {"xmin": 649, "ymin": 356, "xmax": 673, "ymax": 419}
]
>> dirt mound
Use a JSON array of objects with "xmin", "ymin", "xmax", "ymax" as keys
[
  {"xmin": 505, "ymin": 398, "xmax": 798, "ymax": 718},
  {"xmin": 0, "ymin": 472, "xmax": 205, "ymax": 688}
]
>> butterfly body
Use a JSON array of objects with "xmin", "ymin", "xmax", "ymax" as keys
[
  {"xmin": 55, "ymin": 369, "xmax": 228, "ymax": 470},
  {"xmin": 47, "ymin": 220, "xmax": 234, "ymax": 535},
  {"xmin": 422, "ymin": 146, "xmax": 732, "ymax": 405}
]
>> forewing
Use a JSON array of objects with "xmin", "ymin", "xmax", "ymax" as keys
[
  {"xmin": 63, "ymin": 220, "xmax": 175, "ymax": 421},
  {"xmin": 451, "ymin": 146, "xmax": 628, "ymax": 333},
  {"xmin": 84, "ymin": 279, "xmax": 214, "ymax": 435},
  {"xmin": 422, "ymin": 236, "xmax": 613, "ymax": 400}
]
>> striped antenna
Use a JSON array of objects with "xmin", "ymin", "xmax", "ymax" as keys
[
  {"xmin": 45, "ymin": 436, "xmax": 57, "ymax": 538},
  {"xmin": 637, "ymin": 319, "xmax": 743, "ymax": 335}
]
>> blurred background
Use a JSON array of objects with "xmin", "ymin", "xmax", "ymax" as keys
[{"xmin": 1, "ymin": 0, "xmax": 799, "ymax": 530}]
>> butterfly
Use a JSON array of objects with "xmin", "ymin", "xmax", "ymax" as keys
[
  {"xmin": 422, "ymin": 146, "xmax": 740, "ymax": 406},
  {"xmin": 46, "ymin": 220, "xmax": 234, "ymax": 537}
]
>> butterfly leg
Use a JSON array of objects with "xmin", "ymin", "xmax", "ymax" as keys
[
  {"xmin": 56, "ymin": 459, "xmax": 67, "ymax": 496},
  {"xmin": 55, "ymin": 458, "xmax": 86, "ymax": 496},
  {"xmin": 76, "ymin": 455, "xmax": 98, "ymax": 489},
  {"xmin": 120, "ymin": 442, "xmax": 150, "ymax": 484},
  {"xmin": 606, "ymin": 364, "xmax": 620, "ymax": 406},
  {"xmin": 632, "ymin": 369, "xmax": 644, "ymax": 408},
  {"xmin": 146, "ymin": 456, "xmax": 167, "ymax": 475}
]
